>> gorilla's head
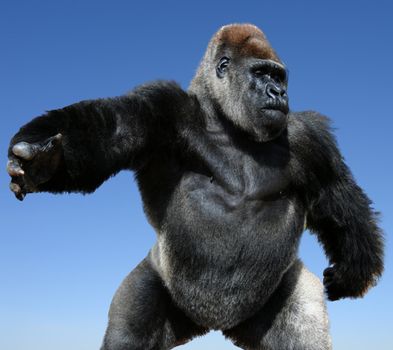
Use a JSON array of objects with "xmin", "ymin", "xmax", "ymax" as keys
[{"xmin": 190, "ymin": 24, "xmax": 289, "ymax": 142}]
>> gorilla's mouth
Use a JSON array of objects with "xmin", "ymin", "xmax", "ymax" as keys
[
  {"xmin": 263, "ymin": 106, "xmax": 287, "ymax": 113},
  {"xmin": 262, "ymin": 101, "xmax": 289, "ymax": 114}
]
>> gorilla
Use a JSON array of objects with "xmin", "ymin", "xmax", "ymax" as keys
[{"xmin": 7, "ymin": 24, "xmax": 384, "ymax": 350}]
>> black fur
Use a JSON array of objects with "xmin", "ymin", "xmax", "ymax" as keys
[{"xmin": 7, "ymin": 24, "xmax": 384, "ymax": 349}]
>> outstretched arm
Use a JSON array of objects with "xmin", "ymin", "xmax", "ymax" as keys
[
  {"xmin": 7, "ymin": 81, "xmax": 189, "ymax": 199},
  {"xmin": 292, "ymin": 112, "xmax": 384, "ymax": 301}
]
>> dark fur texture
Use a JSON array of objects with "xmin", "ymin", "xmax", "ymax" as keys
[{"xmin": 7, "ymin": 24, "xmax": 384, "ymax": 349}]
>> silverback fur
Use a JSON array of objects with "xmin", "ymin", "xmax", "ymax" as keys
[{"xmin": 7, "ymin": 24, "xmax": 384, "ymax": 349}]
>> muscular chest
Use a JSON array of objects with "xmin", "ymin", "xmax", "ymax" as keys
[
  {"xmin": 137, "ymin": 128, "xmax": 294, "ymax": 229},
  {"xmin": 180, "ymin": 132, "xmax": 292, "ymax": 209}
]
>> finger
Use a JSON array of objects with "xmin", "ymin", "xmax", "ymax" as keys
[
  {"xmin": 323, "ymin": 267, "xmax": 335, "ymax": 277},
  {"xmin": 324, "ymin": 279, "xmax": 345, "ymax": 301},
  {"xmin": 15, "ymin": 191, "xmax": 26, "ymax": 201},
  {"xmin": 9, "ymin": 180, "xmax": 26, "ymax": 201},
  {"xmin": 7, "ymin": 159, "xmax": 25, "ymax": 176},
  {"xmin": 12, "ymin": 142, "xmax": 40, "ymax": 160},
  {"xmin": 326, "ymin": 284, "xmax": 343, "ymax": 301},
  {"xmin": 327, "ymin": 293, "xmax": 340, "ymax": 302}
]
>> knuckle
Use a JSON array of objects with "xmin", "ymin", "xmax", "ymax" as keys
[
  {"xmin": 9, "ymin": 182, "xmax": 21, "ymax": 193},
  {"xmin": 6, "ymin": 160, "xmax": 24, "ymax": 176},
  {"xmin": 12, "ymin": 142, "xmax": 34, "ymax": 160},
  {"xmin": 7, "ymin": 160, "xmax": 24, "ymax": 176}
]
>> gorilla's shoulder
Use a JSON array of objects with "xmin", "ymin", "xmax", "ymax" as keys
[
  {"xmin": 288, "ymin": 111, "xmax": 337, "ymax": 145},
  {"xmin": 288, "ymin": 111, "xmax": 332, "ymax": 131},
  {"xmin": 130, "ymin": 80, "xmax": 197, "ymax": 124},
  {"xmin": 287, "ymin": 111, "xmax": 340, "ymax": 169}
]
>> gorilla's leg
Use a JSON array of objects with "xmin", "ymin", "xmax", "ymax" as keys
[
  {"xmin": 223, "ymin": 260, "xmax": 331, "ymax": 350},
  {"xmin": 101, "ymin": 258, "xmax": 208, "ymax": 350}
]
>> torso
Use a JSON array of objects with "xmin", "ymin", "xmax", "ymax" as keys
[{"xmin": 139, "ymin": 114, "xmax": 307, "ymax": 329}]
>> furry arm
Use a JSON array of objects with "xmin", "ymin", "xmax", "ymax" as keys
[
  {"xmin": 7, "ymin": 81, "xmax": 189, "ymax": 196},
  {"xmin": 298, "ymin": 112, "xmax": 384, "ymax": 301}
]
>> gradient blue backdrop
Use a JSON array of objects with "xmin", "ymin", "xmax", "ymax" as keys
[{"xmin": 1, "ymin": 1, "xmax": 392, "ymax": 349}]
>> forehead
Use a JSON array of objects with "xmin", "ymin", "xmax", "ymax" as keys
[{"xmin": 213, "ymin": 24, "xmax": 281, "ymax": 63}]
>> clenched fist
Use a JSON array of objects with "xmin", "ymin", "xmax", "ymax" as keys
[{"xmin": 7, "ymin": 134, "xmax": 63, "ymax": 200}]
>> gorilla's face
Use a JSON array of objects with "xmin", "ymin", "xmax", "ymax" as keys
[{"xmin": 214, "ymin": 56, "xmax": 289, "ymax": 142}]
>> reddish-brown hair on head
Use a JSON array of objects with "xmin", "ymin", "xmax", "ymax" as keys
[{"xmin": 213, "ymin": 24, "xmax": 280, "ymax": 62}]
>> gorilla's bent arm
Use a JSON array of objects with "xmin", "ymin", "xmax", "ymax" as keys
[
  {"xmin": 294, "ymin": 112, "xmax": 384, "ymax": 301},
  {"xmin": 8, "ymin": 81, "xmax": 189, "ymax": 197}
]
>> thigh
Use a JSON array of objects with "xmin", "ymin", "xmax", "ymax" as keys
[
  {"xmin": 101, "ymin": 257, "xmax": 208, "ymax": 350},
  {"xmin": 223, "ymin": 260, "xmax": 332, "ymax": 350}
]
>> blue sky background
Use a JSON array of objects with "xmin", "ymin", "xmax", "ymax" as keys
[{"xmin": 0, "ymin": 1, "xmax": 392, "ymax": 349}]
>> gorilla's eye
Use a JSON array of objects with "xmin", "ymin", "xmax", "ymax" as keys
[
  {"xmin": 254, "ymin": 69, "xmax": 265, "ymax": 77},
  {"xmin": 216, "ymin": 57, "xmax": 230, "ymax": 78}
]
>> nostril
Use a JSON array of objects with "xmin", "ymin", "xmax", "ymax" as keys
[{"xmin": 266, "ymin": 83, "xmax": 282, "ymax": 99}]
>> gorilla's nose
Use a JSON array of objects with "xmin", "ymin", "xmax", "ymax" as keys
[{"xmin": 266, "ymin": 83, "xmax": 287, "ymax": 100}]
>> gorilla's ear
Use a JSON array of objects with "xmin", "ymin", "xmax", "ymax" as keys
[{"xmin": 216, "ymin": 57, "xmax": 230, "ymax": 78}]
